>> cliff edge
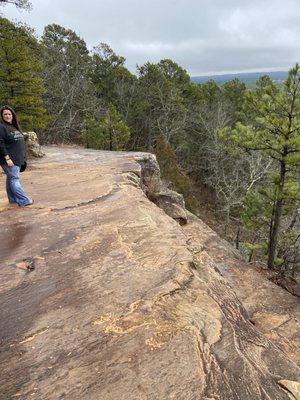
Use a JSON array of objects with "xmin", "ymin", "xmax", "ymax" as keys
[{"xmin": 0, "ymin": 146, "xmax": 299, "ymax": 400}]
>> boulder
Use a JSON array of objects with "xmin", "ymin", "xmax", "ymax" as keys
[
  {"xmin": 152, "ymin": 190, "xmax": 188, "ymax": 225},
  {"xmin": 24, "ymin": 131, "xmax": 45, "ymax": 158},
  {"xmin": 134, "ymin": 153, "xmax": 187, "ymax": 224}
]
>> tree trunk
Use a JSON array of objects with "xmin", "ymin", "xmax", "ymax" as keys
[
  {"xmin": 224, "ymin": 208, "xmax": 230, "ymax": 237},
  {"xmin": 109, "ymin": 130, "xmax": 113, "ymax": 151},
  {"xmin": 248, "ymin": 248, "xmax": 253, "ymax": 263},
  {"xmin": 235, "ymin": 224, "xmax": 241, "ymax": 249},
  {"xmin": 267, "ymin": 160, "xmax": 286, "ymax": 268}
]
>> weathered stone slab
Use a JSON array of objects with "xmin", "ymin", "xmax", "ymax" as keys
[
  {"xmin": 184, "ymin": 212, "xmax": 300, "ymax": 366},
  {"xmin": 0, "ymin": 146, "xmax": 299, "ymax": 400}
]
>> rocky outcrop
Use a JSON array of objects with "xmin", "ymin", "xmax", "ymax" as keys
[
  {"xmin": 0, "ymin": 146, "xmax": 299, "ymax": 400},
  {"xmin": 135, "ymin": 153, "xmax": 187, "ymax": 224},
  {"xmin": 151, "ymin": 190, "xmax": 187, "ymax": 225},
  {"xmin": 24, "ymin": 131, "xmax": 45, "ymax": 158}
]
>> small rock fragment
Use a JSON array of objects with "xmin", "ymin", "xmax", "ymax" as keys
[{"xmin": 15, "ymin": 259, "xmax": 35, "ymax": 271}]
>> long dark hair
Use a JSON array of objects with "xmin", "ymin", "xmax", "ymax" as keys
[{"xmin": 0, "ymin": 105, "xmax": 22, "ymax": 132}]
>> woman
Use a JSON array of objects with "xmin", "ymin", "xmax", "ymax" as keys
[{"xmin": 0, "ymin": 105, "xmax": 33, "ymax": 206}]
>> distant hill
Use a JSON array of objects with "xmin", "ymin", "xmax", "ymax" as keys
[{"xmin": 191, "ymin": 71, "xmax": 288, "ymax": 86}]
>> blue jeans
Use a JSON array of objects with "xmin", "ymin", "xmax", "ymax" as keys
[{"xmin": 1, "ymin": 165, "xmax": 31, "ymax": 206}]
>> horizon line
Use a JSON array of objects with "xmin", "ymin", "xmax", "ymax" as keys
[{"xmin": 191, "ymin": 68, "xmax": 289, "ymax": 77}]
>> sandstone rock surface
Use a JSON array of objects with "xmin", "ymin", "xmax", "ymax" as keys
[{"xmin": 0, "ymin": 146, "xmax": 299, "ymax": 400}]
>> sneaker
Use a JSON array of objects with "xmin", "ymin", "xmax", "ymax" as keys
[{"xmin": 21, "ymin": 199, "xmax": 34, "ymax": 207}]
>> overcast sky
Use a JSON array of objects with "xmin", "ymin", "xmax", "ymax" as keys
[{"xmin": 2, "ymin": 0, "xmax": 300, "ymax": 76}]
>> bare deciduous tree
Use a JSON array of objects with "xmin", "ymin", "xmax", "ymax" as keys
[{"xmin": 0, "ymin": 0, "xmax": 31, "ymax": 10}]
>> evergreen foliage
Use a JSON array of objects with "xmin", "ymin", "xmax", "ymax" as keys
[
  {"xmin": 227, "ymin": 66, "xmax": 300, "ymax": 268},
  {"xmin": 129, "ymin": 59, "xmax": 190, "ymax": 150},
  {"xmin": 40, "ymin": 24, "xmax": 97, "ymax": 143},
  {"xmin": 83, "ymin": 104, "xmax": 130, "ymax": 151},
  {"xmin": 0, "ymin": 17, "xmax": 46, "ymax": 129},
  {"xmin": 91, "ymin": 43, "xmax": 135, "ymax": 106},
  {"xmin": 154, "ymin": 135, "xmax": 196, "ymax": 211}
]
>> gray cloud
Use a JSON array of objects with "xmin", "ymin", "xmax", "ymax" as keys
[{"xmin": 2, "ymin": 0, "xmax": 300, "ymax": 75}]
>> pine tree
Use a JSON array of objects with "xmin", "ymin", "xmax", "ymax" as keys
[
  {"xmin": 90, "ymin": 43, "xmax": 137, "ymax": 126},
  {"xmin": 154, "ymin": 135, "xmax": 196, "ymax": 211},
  {"xmin": 83, "ymin": 104, "xmax": 130, "ymax": 151},
  {"xmin": 230, "ymin": 65, "xmax": 300, "ymax": 268},
  {"xmin": 130, "ymin": 59, "xmax": 189, "ymax": 150},
  {"xmin": 41, "ymin": 24, "xmax": 95, "ymax": 143},
  {"xmin": 0, "ymin": 17, "xmax": 46, "ymax": 129}
]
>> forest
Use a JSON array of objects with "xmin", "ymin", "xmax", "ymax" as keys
[{"xmin": 0, "ymin": 15, "xmax": 299, "ymax": 279}]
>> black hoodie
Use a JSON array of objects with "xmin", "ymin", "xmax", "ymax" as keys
[{"xmin": 0, "ymin": 123, "xmax": 26, "ymax": 167}]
